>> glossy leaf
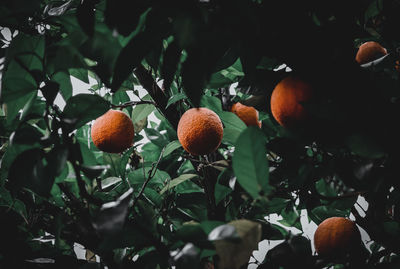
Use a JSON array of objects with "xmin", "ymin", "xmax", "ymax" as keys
[
  {"xmin": 62, "ymin": 94, "xmax": 110, "ymax": 130},
  {"xmin": 232, "ymin": 127, "xmax": 270, "ymax": 198}
]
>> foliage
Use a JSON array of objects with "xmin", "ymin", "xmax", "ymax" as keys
[{"xmin": 1, "ymin": 0, "xmax": 400, "ymax": 268}]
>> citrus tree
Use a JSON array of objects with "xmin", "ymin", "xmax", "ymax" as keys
[{"xmin": 1, "ymin": 0, "xmax": 400, "ymax": 268}]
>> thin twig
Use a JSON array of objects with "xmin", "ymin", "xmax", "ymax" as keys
[
  {"xmin": 72, "ymin": 162, "xmax": 102, "ymax": 206},
  {"xmin": 111, "ymin": 100, "xmax": 156, "ymax": 109},
  {"xmin": 133, "ymin": 64, "xmax": 180, "ymax": 128},
  {"xmin": 132, "ymin": 147, "xmax": 166, "ymax": 208}
]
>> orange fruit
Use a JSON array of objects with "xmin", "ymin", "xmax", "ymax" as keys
[
  {"xmin": 177, "ymin": 108, "xmax": 223, "ymax": 156},
  {"xmin": 230, "ymin": 102, "xmax": 262, "ymax": 128},
  {"xmin": 91, "ymin": 109, "xmax": 135, "ymax": 153},
  {"xmin": 355, "ymin": 41, "xmax": 387, "ymax": 65},
  {"xmin": 314, "ymin": 217, "xmax": 361, "ymax": 257},
  {"xmin": 270, "ymin": 76, "xmax": 313, "ymax": 128}
]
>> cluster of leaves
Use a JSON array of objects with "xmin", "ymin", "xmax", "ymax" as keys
[{"xmin": 1, "ymin": 0, "xmax": 400, "ymax": 269}]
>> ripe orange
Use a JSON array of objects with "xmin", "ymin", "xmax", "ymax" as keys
[
  {"xmin": 270, "ymin": 76, "xmax": 313, "ymax": 128},
  {"xmin": 177, "ymin": 108, "xmax": 223, "ymax": 156},
  {"xmin": 355, "ymin": 41, "xmax": 387, "ymax": 65},
  {"xmin": 91, "ymin": 109, "xmax": 135, "ymax": 153},
  {"xmin": 230, "ymin": 102, "xmax": 261, "ymax": 128},
  {"xmin": 314, "ymin": 217, "xmax": 361, "ymax": 257}
]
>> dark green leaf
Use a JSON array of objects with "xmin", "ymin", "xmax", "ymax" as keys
[
  {"xmin": 232, "ymin": 127, "xmax": 270, "ymax": 198},
  {"xmin": 208, "ymin": 224, "xmax": 240, "ymax": 242},
  {"xmin": 161, "ymin": 40, "xmax": 182, "ymax": 91},
  {"xmin": 131, "ymin": 103, "xmax": 155, "ymax": 124},
  {"xmin": 166, "ymin": 93, "xmax": 187, "ymax": 108},
  {"xmin": 346, "ymin": 133, "xmax": 385, "ymax": 159},
  {"xmin": 81, "ymin": 164, "xmax": 109, "ymax": 179},
  {"xmin": 214, "ymin": 169, "xmax": 233, "ymax": 205},
  {"xmin": 128, "ymin": 167, "xmax": 169, "ymax": 187},
  {"xmin": 51, "ymin": 71, "xmax": 73, "ymax": 101},
  {"xmin": 94, "ymin": 188, "xmax": 133, "ymax": 235},
  {"xmin": 260, "ymin": 221, "xmax": 288, "ymax": 240},
  {"xmin": 112, "ymin": 31, "xmax": 161, "ymax": 92},
  {"xmin": 200, "ymin": 95, "xmax": 223, "ymax": 112},
  {"xmin": 69, "ymin": 68, "xmax": 89, "ymax": 83},
  {"xmin": 62, "ymin": 94, "xmax": 110, "ymax": 130},
  {"xmin": 163, "ymin": 140, "xmax": 182, "ymax": 157},
  {"xmin": 160, "ymin": 174, "xmax": 197, "ymax": 194},
  {"xmin": 219, "ymin": 111, "xmax": 246, "ymax": 145},
  {"xmin": 8, "ymin": 148, "xmax": 54, "ymax": 197},
  {"xmin": 77, "ymin": 0, "xmax": 96, "ymax": 36},
  {"xmin": 310, "ymin": 206, "xmax": 349, "ymax": 224},
  {"xmin": 46, "ymin": 0, "xmax": 73, "ymax": 16}
]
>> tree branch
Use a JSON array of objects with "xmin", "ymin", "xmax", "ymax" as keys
[
  {"xmin": 111, "ymin": 100, "xmax": 156, "ymax": 109},
  {"xmin": 132, "ymin": 147, "xmax": 165, "ymax": 208},
  {"xmin": 133, "ymin": 64, "xmax": 180, "ymax": 128},
  {"xmin": 133, "ymin": 64, "xmax": 226, "ymax": 220}
]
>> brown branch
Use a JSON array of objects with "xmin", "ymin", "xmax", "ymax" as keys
[
  {"xmin": 133, "ymin": 64, "xmax": 180, "ymax": 128},
  {"xmin": 133, "ymin": 64, "xmax": 226, "ymax": 220},
  {"xmin": 72, "ymin": 162, "xmax": 103, "ymax": 206},
  {"xmin": 132, "ymin": 147, "xmax": 165, "ymax": 208},
  {"xmin": 111, "ymin": 100, "xmax": 156, "ymax": 109}
]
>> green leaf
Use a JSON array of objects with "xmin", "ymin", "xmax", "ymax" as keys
[
  {"xmin": 51, "ymin": 71, "xmax": 73, "ymax": 101},
  {"xmin": 112, "ymin": 91, "xmax": 130, "ymax": 106},
  {"xmin": 119, "ymin": 147, "xmax": 136, "ymax": 178},
  {"xmin": 315, "ymin": 179, "xmax": 337, "ymax": 197},
  {"xmin": 8, "ymin": 148, "xmax": 54, "ymax": 197},
  {"xmin": 383, "ymin": 221, "xmax": 400, "ymax": 237},
  {"xmin": 101, "ymin": 177, "xmax": 122, "ymax": 190},
  {"xmin": 80, "ymin": 164, "xmax": 109, "ymax": 179},
  {"xmin": 18, "ymin": 93, "xmax": 39, "ymax": 121},
  {"xmin": 12, "ymin": 199, "xmax": 28, "ymax": 222},
  {"xmin": 166, "ymin": 92, "xmax": 187, "ymax": 108},
  {"xmin": 163, "ymin": 140, "xmax": 182, "ymax": 157},
  {"xmin": 1, "ymin": 33, "xmax": 44, "ymax": 121},
  {"xmin": 310, "ymin": 206, "xmax": 349, "ymax": 224},
  {"xmin": 161, "ymin": 40, "xmax": 182, "ymax": 91},
  {"xmin": 0, "ymin": 144, "xmax": 39, "ymax": 185},
  {"xmin": 232, "ymin": 127, "xmax": 270, "ymax": 198},
  {"xmin": 200, "ymin": 95, "xmax": 223, "ymax": 112},
  {"xmin": 214, "ymin": 169, "xmax": 233, "ymax": 205},
  {"xmin": 219, "ymin": 111, "xmax": 246, "ymax": 145},
  {"xmin": 69, "ymin": 68, "xmax": 89, "ymax": 83},
  {"xmin": 5, "ymin": 33, "xmax": 44, "ymax": 71},
  {"xmin": 207, "ymin": 72, "xmax": 234, "ymax": 88},
  {"xmin": 1, "ymin": 60, "xmax": 38, "ymax": 122},
  {"xmin": 144, "ymin": 128, "xmax": 168, "ymax": 148},
  {"xmin": 131, "ymin": 103, "xmax": 155, "ymax": 124},
  {"xmin": 279, "ymin": 207, "xmax": 302, "ymax": 231},
  {"xmin": 111, "ymin": 31, "xmax": 161, "ymax": 92},
  {"xmin": 46, "ymin": 145, "xmax": 69, "ymax": 178},
  {"xmin": 176, "ymin": 222, "xmax": 208, "ymax": 244},
  {"xmin": 128, "ymin": 167, "xmax": 170, "ymax": 187},
  {"xmin": 1, "ymin": 59, "xmax": 37, "ymax": 103},
  {"xmin": 143, "ymin": 188, "xmax": 162, "ymax": 207},
  {"xmin": 266, "ymin": 198, "xmax": 291, "ymax": 214},
  {"xmin": 62, "ymin": 94, "xmax": 110, "ymax": 130},
  {"xmin": 346, "ymin": 133, "xmax": 385, "ymax": 159},
  {"xmin": 182, "ymin": 50, "xmax": 208, "ymax": 107},
  {"xmin": 260, "ymin": 221, "xmax": 288, "ymax": 240},
  {"xmin": 200, "ymin": 220, "xmax": 225, "ymax": 234},
  {"xmin": 160, "ymin": 174, "xmax": 197, "ymax": 194}
]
